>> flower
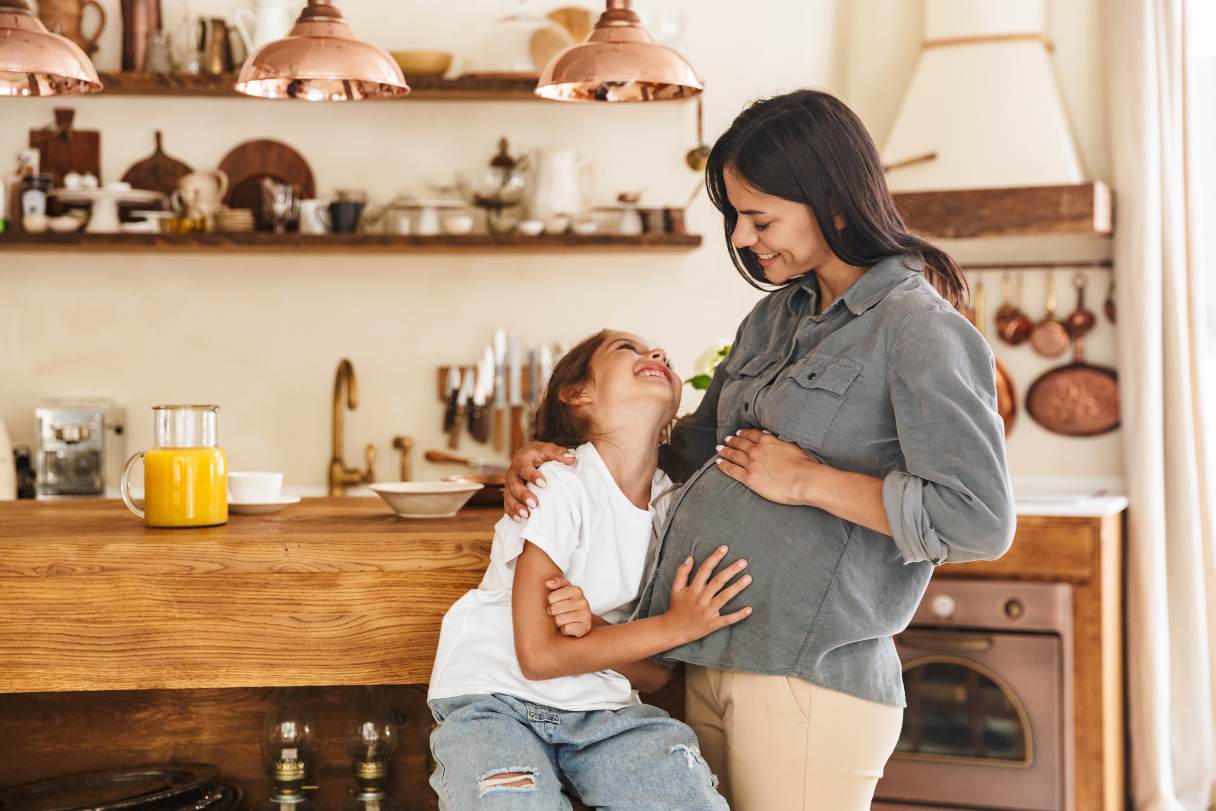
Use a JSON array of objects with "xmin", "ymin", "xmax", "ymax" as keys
[{"xmin": 686, "ymin": 340, "xmax": 732, "ymax": 391}]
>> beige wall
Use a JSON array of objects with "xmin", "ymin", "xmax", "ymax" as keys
[{"xmin": 1, "ymin": 0, "xmax": 1118, "ymax": 486}]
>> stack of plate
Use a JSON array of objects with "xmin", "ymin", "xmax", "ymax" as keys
[
  {"xmin": 214, "ymin": 208, "xmax": 255, "ymax": 233},
  {"xmin": 0, "ymin": 764, "xmax": 241, "ymax": 811}
]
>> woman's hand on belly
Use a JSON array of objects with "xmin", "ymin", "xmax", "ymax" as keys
[
  {"xmin": 715, "ymin": 429, "xmax": 821, "ymax": 505},
  {"xmin": 717, "ymin": 429, "xmax": 894, "ymax": 536}
]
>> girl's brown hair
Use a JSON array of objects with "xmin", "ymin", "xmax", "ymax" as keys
[{"xmin": 530, "ymin": 330, "xmax": 610, "ymax": 447}]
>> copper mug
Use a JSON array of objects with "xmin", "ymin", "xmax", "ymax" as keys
[{"xmin": 38, "ymin": 0, "xmax": 107, "ymax": 56}]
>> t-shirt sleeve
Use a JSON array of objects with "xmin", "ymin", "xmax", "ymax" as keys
[{"xmin": 499, "ymin": 466, "xmax": 583, "ymax": 573}]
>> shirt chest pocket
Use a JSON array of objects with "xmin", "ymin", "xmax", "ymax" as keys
[
  {"xmin": 717, "ymin": 352, "xmax": 779, "ymax": 432},
  {"xmin": 774, "ymin": 354, "xmax": 864, "ymax": 449}
]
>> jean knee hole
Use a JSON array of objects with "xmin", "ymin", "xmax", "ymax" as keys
[{"xmin": 477, "ymin": 767, "xmax": 539, "ymax": 797}]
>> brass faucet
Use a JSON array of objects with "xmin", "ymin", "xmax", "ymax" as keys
[{"xmin": 328, "ymin": 358, "xmax": 375, "ymax": 496}]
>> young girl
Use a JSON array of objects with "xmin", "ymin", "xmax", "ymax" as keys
[{"xmin": 427, "ymin": 329, "xmax": 752, "ymax": 810}]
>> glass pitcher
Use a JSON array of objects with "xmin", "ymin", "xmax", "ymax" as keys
[{"xmin": 120, "ymin": 405, "xmax": 228, "ymax": 527}]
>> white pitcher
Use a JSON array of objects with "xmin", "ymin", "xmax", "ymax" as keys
[
  {"xmin": 233, "ymin": 0, "xmax": 295, "ymax": 54},
  {"xmin": 171, "ymin": 170, "xmax": 228, "ymax": 221},
  {"xmin": 524, "ymin": 149, "xmax": 597, "ymax": 221}
]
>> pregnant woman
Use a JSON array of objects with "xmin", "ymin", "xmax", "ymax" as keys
[{"xmin": 506, "ymin": 89, "xmax": 1015, "ymax": 810}]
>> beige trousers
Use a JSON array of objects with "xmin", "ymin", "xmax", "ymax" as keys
[{"xmin": 685, "ymin": 665, "xmax": 904, "ymax": 811}]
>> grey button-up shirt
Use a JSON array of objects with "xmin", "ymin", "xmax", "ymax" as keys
[{"xmin": 637, "ymin": 254, "xmax": 1015, "ymax": 707}]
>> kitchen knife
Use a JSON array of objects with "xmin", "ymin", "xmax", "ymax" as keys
[
  {"xmin": 539, "ymin": 345, "xmax": 555, "ymax": 395},
  {"xmin": 492, "ymin": 328, "xmax": 508, "ymax": 451},
  {"xmin": 448, "ymin": 367, "xmax": 475, "ymax": 450},
  {"xmin": 470, "ymin": 347, "xmax": 494, "ymax": 444},
  {"xmin": 441, "ymin": 365, "xmax": 461, "ymax": 433},
  {"xmin": 527, "ymin": 347, "xmax": 540, "ymax": 438},
  {"xmin": 508, "ymin": 334, "xmax": 524, "ymax": 456},
  {"xmin": 467, "ymin": 364, "xmax": 483, "ymax": 442}
]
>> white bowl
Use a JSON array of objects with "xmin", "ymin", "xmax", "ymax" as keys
[
  {"xmin": 443, "ymin": 214, "xmax": 475, "ymax": 235},
  {"xmin": 48, "ymin": 215, "xmax": 83, "ymax": 233},
  {"xmin": 229, "ymin": 471, "xmax": 284, "ymax": 503},
  {"xmin": 370, "ymin": 481, "xmax": 484, "ymax": 518},
  {"xmin": 572, "ymin": 219, "xmax": 598, "ymax": 236},
  {"xmin": 22, "ymin": 214, "xmax": 48, "ymax": 233},
  {"xmin": 517, "ymin": 219, "xmax": 544, "ymax": 236}
]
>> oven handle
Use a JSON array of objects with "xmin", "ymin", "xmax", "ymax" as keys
[{"xmin": 896, "ymin": 631, "xmax": 994, "ymax": 652}]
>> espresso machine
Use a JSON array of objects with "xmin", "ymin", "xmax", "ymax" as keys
[{"xmin": 35, "ymin": 398, "xmax": 126, "ymax": 498}]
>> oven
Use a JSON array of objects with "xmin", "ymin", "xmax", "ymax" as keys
[{"xmin": 874, "ymin": 579, "xmax": 1074, "ymax": 811}]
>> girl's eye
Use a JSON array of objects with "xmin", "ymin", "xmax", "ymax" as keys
[{"xmin": 755, "ymin": 222, "xmax": 771, "ymax": 232}]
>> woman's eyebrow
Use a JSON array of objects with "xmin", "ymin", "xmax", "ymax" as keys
[{"xmin": 739, "ymin": 208, "xmax": 767, "ymax": 216}]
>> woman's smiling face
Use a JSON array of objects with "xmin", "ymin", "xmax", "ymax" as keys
[{"xmin": 724, "ymin": 165, "xmax": 838, "ymax": 285}]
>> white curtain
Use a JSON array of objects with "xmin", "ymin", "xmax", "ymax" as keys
[{"xmin": 1106, "ymin": 1, "xmax": 1216, "ymax": 809}]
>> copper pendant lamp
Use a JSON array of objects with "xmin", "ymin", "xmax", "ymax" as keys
[
  {"xmin": 0, "ymin": 0, "xmax": 101, "ymax": 97},
  {"xmin": 234, "ymin": 0, "xmax": 408, "ymax": 101},
  {"xmin": 536, "ymin": 0, "xmax": 702, "ymax": 102}
]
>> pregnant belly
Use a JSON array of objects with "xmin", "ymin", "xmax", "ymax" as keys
[{"xmin": 648, "ymin": 464, "xmax": 851, "ymax": 630}]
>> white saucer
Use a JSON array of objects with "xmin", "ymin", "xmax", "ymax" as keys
[{"xmin": 229, "ymin": 495, "xmax": 301, "ymax": 515}]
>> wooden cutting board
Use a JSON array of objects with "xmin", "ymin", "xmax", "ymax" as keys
[
  {"xmin": 29, "ymin": 109, "xmax": 100, "ymax": 187},
  {"xmin": 122, "ymin": 131, "xmax": 192, "ymax": 195}
]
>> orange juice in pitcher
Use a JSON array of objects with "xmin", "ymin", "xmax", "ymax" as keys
[{"xmin": 121, "ymin": 405, "xmax": 228, "ymax": 527}]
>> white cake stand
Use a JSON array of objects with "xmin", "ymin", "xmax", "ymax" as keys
[{"xmin": 50, "ymin": 188, "xmax": 168, "ymax": 234}]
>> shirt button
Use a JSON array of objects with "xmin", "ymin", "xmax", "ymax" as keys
[
  {"xmin": 743, "ymin": 403, "xmax": 750, "ymax": 411},
  {"xmin": 808, "ymin": 372, "xmax": 818, "ymax": 380}
]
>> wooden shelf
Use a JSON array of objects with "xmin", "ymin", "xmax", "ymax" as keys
[
  {"xmin": 893, "ymin": 181, "xmax": 1114, "ymax": 239},
  {"xmin": 0, "ymin": 231, "xmax": 701, "ymax": 254},
  {"xmin": 96, "ymin": 71, "xmax": 545, "ymax": 100}
]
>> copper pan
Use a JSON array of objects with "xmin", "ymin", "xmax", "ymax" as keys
[
  {"xmin": 973, "ymin": 280, "xmax": 1017, "ymax": 436},
  {"xmin": 1026, "ymin": 335, "xmax": 1119, "ymax": 436}
]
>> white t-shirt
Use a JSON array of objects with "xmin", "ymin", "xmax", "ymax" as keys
[{"xmin": 427, "ymin": 442, "xmax": 674, "ymax": 711}]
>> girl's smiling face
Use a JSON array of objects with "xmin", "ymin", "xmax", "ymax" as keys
[
  {"xmin": 581, "ymin": 332, "xmax": 682, "ymax": 428},
  {"xmin": 724, "ymin": 165, "xmax": 839, "ymax": 285}
]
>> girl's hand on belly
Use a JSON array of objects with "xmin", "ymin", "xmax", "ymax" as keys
[
  {"xmin": 663, "ymin": 546, "xmax": 753, "ymax": 643},
  {"xmin": 545, "ymin": 577, "xmax": 593, "ymax": 638},
  {"xmin": 715, "ymin": 429, "xmax": 821, "ymax": 506}
]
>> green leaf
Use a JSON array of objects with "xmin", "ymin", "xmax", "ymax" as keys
[{"xmin": 687, "ymin": 374, "xmax": 713, "ymax": 391}]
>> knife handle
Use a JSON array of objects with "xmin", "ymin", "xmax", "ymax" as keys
[
  {"xmin": 493, "ymin": 407, "xmax": 505, "ymax": 451},
  {"xmin": 509, "ymin": 405, "xmax": 525, "ymax": 457},
  {"xmin": 449, "ymin": 406, "xmax": 467, "ymax": 449}
]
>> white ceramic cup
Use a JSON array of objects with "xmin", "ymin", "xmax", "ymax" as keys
[{"xmin": 228, "ymin": 471, "xmax": 284, "ymax": 503}]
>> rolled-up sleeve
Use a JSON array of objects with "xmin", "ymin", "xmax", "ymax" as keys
[{"xmin": 882, "ymin": 304, "xmax": 1015, "ymax": 565}]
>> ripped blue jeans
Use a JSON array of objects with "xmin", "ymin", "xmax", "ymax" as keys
[{"xmin": 429, "ymin": 694, "xmax": 728, "ymax": 810}]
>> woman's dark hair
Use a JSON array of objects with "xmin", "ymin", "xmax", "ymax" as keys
[
  {"xmin": 705, "ymin": 88, "xmax": 968, "ymax": 309},
  {"xmin": 531, "ymin": 330, "xmax": 610, "ymax": 447}
]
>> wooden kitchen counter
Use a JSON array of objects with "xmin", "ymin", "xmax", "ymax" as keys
[{"xmin": 0, "ymin": 498, "xmax": 497, "ymax": 693}]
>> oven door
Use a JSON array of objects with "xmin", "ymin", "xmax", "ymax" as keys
[{"xmin": 876, "ymin": 629, "xmax": 1065, "ymax": 810}]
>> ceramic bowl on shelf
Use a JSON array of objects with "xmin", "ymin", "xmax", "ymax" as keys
[
  {"xmin": 517, "ymin": 219, "xmax": 544, "ymax": 236},
  {"xmin": 391, "ymin": 50, "xmax": 453, "ymax": 77},
  {"xmin": 48, "ymin": 214, "xmax": 84, "ymax": 233},
  {"xmin": 370, "ymin": 481, "xmax": 483, "ymax": 519},
  {"xmin": 443, "ymin": 213, "xmax": 475, "ymax": 235}
]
